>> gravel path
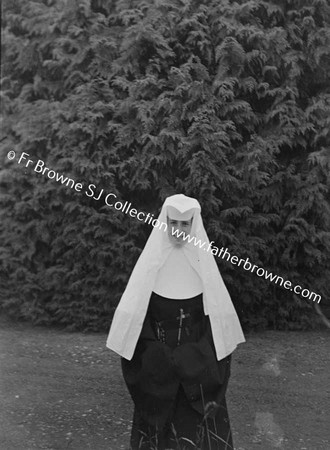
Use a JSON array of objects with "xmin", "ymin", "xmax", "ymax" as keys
[{"xmin": 0, "ymin": 318, "xmax": 329, "ymax": 450}]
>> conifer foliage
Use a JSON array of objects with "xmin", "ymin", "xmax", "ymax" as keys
[{"xmin": 1, "ymin": 0, "xmax": 329, "ymax": 330}]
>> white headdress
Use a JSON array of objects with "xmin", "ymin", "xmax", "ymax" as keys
[{"xmin": 106, "ymin": 194, "xmax": 245, "ymax": 361}]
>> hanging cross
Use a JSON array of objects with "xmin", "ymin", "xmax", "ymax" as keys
[
  {"xmin": 176, "ymin": 308, "xmax": 191, "ymax": 322},
  {"xmin": 176, "ymin": 308, "xmax": 191, "ymax": 345}
]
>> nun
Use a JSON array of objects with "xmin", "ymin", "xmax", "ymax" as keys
[{"xmin": 107, "ymin": 194, "xmax": 245, "ymax": 449}]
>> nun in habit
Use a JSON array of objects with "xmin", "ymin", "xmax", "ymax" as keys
[{"xmin": 107, "ymin": 194, "xmax": 245, "ymax": 449}]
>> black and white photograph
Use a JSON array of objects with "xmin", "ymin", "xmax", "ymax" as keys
[{"xmin": 1, "ymin": 1, "xmax": 329, "ymax": 449}]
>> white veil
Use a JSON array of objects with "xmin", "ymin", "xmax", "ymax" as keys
[{"xmin": 106, "ymin": 194, "xmax": 245, "ymax": 361}]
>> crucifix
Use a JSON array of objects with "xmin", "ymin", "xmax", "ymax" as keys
[{"xmin": 176, "ymin": 308, "xmax": 191, "ymax": 345}]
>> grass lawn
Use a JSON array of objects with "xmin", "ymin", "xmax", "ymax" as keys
[{"xmin": 0, "ymin": 317, "xmax": 329, "ymax": 450}]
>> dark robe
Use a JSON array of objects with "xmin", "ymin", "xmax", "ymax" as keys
[{"xmin": 121, "ymin": 292, "xmax": 234, "ymax": 450}]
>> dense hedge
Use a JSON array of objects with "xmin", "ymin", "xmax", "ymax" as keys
[{"xmin": 1, "ymin": 0, "xmax": 330, "ymax": 331}]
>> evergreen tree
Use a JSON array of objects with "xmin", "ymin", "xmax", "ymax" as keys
[{"xmin": 1, "ymin": 0, "xmax": 329, "ymax": 330}]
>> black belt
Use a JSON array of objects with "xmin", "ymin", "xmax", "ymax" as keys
[
  {"xmin": 153, "ymin": 308, "xmax": 204, "ymax": 346},
  {"xmin": 153, "ymin": 309, "xmax": 203, "ymax": 330}
]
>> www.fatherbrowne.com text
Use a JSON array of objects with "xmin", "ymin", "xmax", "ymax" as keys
[
  {"xmin": 13, "ymin": 151, "xmax": 322, "ymax": 304},
  {"xmin": 170, "ymin": 227, "xmax": 322, "ymax": 304}
]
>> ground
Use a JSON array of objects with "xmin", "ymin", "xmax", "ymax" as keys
[{"xmin": 0, "ymin": 317, "xmax": 329, "ymax": 450}]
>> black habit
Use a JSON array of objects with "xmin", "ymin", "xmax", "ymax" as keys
[{"xmin": 121, "ymin": 292, "xmax": 234, "ymax": 450}]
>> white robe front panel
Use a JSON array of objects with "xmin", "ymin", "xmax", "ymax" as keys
[{"xmin": 153, "ymin": 246, "xmax": 203, "ymax": 299}]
